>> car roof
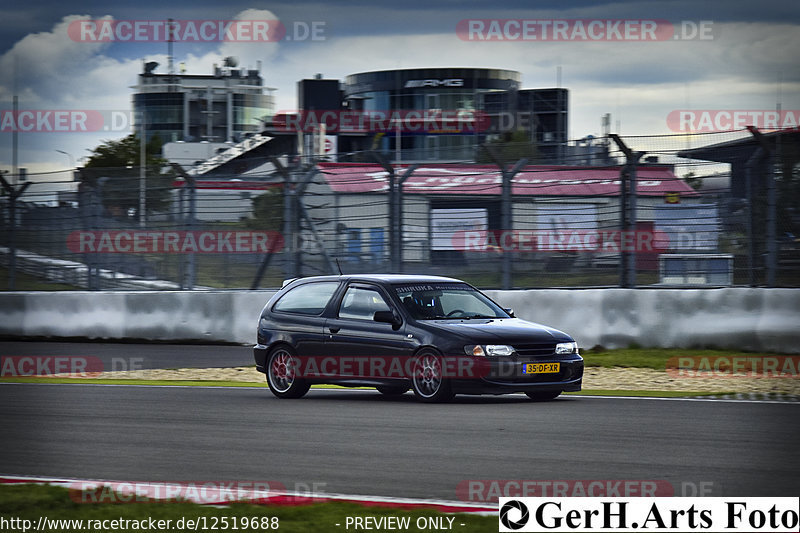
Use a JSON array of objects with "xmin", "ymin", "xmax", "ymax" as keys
[{"xmin": 285, "ymin": 274, "xmax": 466, "ymax": 286}]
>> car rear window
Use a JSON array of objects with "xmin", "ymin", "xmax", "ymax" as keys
[{"xmin": 272, "ymin": 281, "xmax": 339, "ymax": 315}]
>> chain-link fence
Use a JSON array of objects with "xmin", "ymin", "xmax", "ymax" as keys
[{"xmin": 2, "ymin": 129, "xmax": 798, "ymax": 290}]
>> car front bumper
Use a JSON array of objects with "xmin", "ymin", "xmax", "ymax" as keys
[
  {"xmin": 450, "ymin": 355, "xmax": 584, "ymax": 395},
  {"xmin": 450, "ymin": 376, "xmax": 583, "ymax": 395}
]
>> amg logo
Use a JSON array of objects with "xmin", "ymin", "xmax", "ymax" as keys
[{"xmin": 404, "ymin": 79, "xmax": 464, "ymax": 88}]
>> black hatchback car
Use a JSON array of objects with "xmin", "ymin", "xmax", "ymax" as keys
[{"xmin": 254, "ymin": 275, "xmax": 583, "ymax": 402}]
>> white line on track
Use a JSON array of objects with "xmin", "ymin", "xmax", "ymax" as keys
[{"xmin": 1, "ymin": 381, "xmax": 797, "ymax": 404}]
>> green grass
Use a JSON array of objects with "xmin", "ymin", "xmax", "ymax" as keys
[
  {"xmin": 580, "ymin": 347, "xmax": 792, "ymax": 370},
  {"xmin": 0, "ymin": 268, "xmax": 82, "ymax": 291},
  {"xmin": 0, "ymin": 484, "xmax": 495, "ymax": 532}
]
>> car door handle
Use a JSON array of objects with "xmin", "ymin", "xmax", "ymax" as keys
[{"xmin": 329, "ymin": 327, "xmax": 340, "ymax": 333}]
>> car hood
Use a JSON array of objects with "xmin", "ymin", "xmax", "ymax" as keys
[{"xmin": 419, "ymin": 318, "xmax": 571, "ymax": 344}]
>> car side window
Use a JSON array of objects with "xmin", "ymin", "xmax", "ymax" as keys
[
  {"xmin": 272, "ymin": 282, "xmax": 339, "ymax": 315},
  {"xmin": 338, "ymin": 287, "xmax": 391, "ymax": 321}
]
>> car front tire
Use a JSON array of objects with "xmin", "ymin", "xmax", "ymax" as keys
[
  {"xmin": 266, "ymin": 345, "xmax": 310, "ymax": 399},
  {"xmin": 526, "ymin": 391, "xmax": 561, "ymax": 401},
  {"xmin": 376, "ymin": 385, "xmax": 409, "ymax": 396},
  {"xmin": 410, "ymin": 350, "xmax": 454, "ymax": 403}
]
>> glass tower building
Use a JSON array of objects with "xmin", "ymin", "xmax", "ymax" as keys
[
  {"xmin": 132, "ymin": 63, "xmax": 274, "ymax": 144},
  {"xmin": 343, "ymin": 68, "xmax": 522, "ymax": 160}
]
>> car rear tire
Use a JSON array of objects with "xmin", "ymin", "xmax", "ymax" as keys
[
  {"xmin": 376, "ymin": 385, "xmax": 409, "ymax": 396},
  {"xmin": 266, "ymin": 345, "xmax": 310, "ymax": 399},
  {"xmin": 526, "ymin": 391, "xmax": 561, "ymax": 401},
  {"xmin": 410, "ymin": 350, "xmax": 454, "ymax": 403}
]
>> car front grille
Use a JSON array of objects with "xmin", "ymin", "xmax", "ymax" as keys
[{"xmin": 514, "ymin": 343, "xmax": 557, "ymax": 357}]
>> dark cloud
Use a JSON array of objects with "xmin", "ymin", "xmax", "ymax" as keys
[{"xmin": 3, "ymin": 0, "xmax": 798, "ymax": 54}]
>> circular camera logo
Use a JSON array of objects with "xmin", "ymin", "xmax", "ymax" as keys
[{"xmin": 500, "ymin": 499, "xmax": 530, "ymax": 530}]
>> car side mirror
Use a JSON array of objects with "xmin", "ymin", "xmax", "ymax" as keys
[
  {"xmin": 374, "ymin": 310, "xmax": 402, "ymax": 329},
  {"xmin": 504, "ymin": 308, "xmax": 516, "ymax": 318}
]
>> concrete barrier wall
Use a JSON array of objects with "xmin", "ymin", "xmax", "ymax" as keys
[
  {"xmin": 1, "ymin": 288, "xmax": 798, "ymax": 353},
  {"xmin": 486, "ymin": 288, "xmax": 800, "ymax": 354},
  {"xmin": 0, "ymin": 291, "xmax": 276, "ymax": 345}
]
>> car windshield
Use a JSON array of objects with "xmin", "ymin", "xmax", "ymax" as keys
[{"xmin": 393, "ymin": 282, "xmax": 509, "ymax": 320}]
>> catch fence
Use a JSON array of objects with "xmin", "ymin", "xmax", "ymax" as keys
[{"xmin": 1, "ymin": 129, "xmax": 797, "ymax": 290}]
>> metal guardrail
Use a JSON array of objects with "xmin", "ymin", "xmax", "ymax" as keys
[{"xmin": 0, "ymin": 246, "xmax": 211, "ymax": 290}]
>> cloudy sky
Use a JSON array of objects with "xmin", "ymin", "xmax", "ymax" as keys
[{"xmin": 1, "ymin": 0, "xmax": 798, "ymax": 181}]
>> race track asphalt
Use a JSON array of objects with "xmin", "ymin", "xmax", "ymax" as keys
[
  {"xmin": 1, "ymin": 381, "xmax": 797, "ymax": 501},
  {"xmin": 0, "ymin": 341, "xmax": 254, "ymax": 370}
]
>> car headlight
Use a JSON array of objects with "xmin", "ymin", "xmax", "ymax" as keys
[
  {"xmin": 465, "ymin": 345, "xmax": 515, "ymax": 356},
  {"xmin": 555, "ymin": 341, "xmax": 578, "ymax": 355}
]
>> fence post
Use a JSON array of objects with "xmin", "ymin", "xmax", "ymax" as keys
[
  {"xmin": 91, "ymin": 178, "xmax": 109, "ymax": 290},
  {"xmin": 279, "ymin": 164, "xmax": 320, "ymax": 279},
  {"xmin": 186, "ymin": 175, "xmax": 196, "ymax": 290},
  {"xmin": 373, "ymin": 153, "xmax": 417, "ymax": 273},
  {"xmin": 766, "ymin": 154, "xmax": 777, "ymax": 287},
  {"xmin": 78, "ymin": 181, "xmax": 93, "ymax": 289},
  {"xmin": 373, "ymin": 153, "xmax": 396, "ymax": 271},
  {"xmin": 388, "ymin": 162, "xmax": 398, "ymax": 270},
  {"xmin": 745, "ymin": 153, "xmax": 759, "ymax": 286},
  {"xmin": 169, "ymin": 163, "xmax": 197, "ymax": 289},
  {"xmin": 295, "ymin": 165, "xmax": 335, "ymax": 275},
  {"xmin": 746, "ymin": 126, "xmax": 776, "ymax": 287},
  {"xmin": 484, "ymin": 146, "xmax": 527, "ymax": 289},
  {"xmin": 395, "ymin": 165, "xmax": 417, "ymax": 273},
  {"xmin": 501, "ymin": 163, "xmax": 512, "ymax": 289},
  {"xmin": 250, "ymin": 157, "xmax": 288, "ymax": 289},
  {"xmin": 90, "ymin": 185, "xmax": 99, "ymax": 290},
  {"xmin": 177, "ymin": 184, "xmax": 185, "ymax": 289},
  {"xmin": 297, "ymin": 200, "xmax": 336, "ymax": 274},
  {"xmin": 0, "ymin": 175, "xmax": 31, "ymax": 290},
  {"xmin": 610, "ymin": 135, "xmax": 644, "ymax": 288}
]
